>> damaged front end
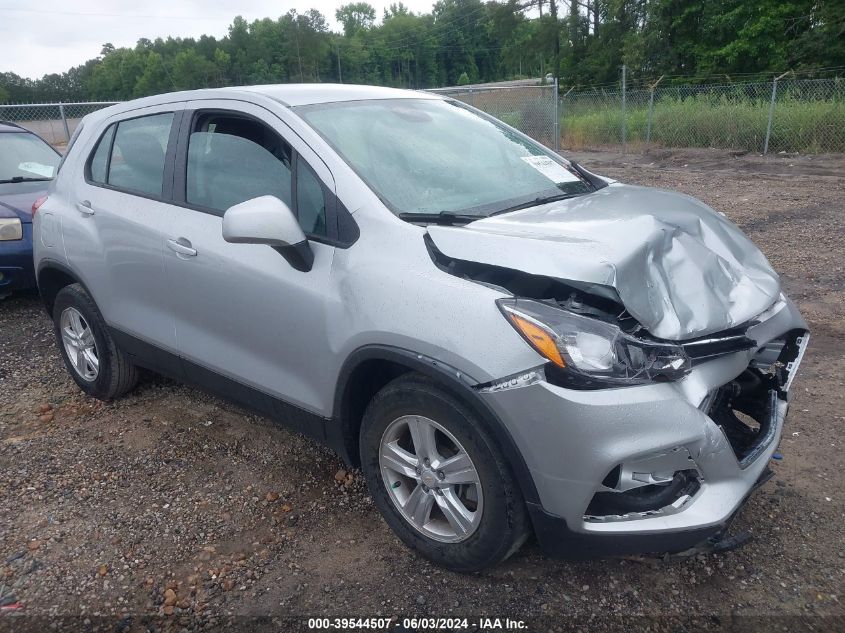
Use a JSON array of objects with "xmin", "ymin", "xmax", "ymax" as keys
[
  {"xmin": 583, "ymin": 329, "xmax": 806, "ymax": 527},
  {"xmin": 425, "ymin": 220, "xmax": 809, "ymax": 557},
  {"xmin": 428, "ymin": 234, "xmax": 762, "ymax": 392}
]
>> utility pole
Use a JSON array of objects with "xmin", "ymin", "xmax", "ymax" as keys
[
  {"xmin": 336, "ymin": 42, "xmax": 343, "ymax": 83},
  {"xmin": 549, "ymin": 0, "xmax": 560, "ymax": 84},
  {"xmin": 621, "ymin": 63, "xmax": 627, "ymax": 153},
  {"xmin": 294, "ymin": 21, "xmax": 303, "ymax": 82}
]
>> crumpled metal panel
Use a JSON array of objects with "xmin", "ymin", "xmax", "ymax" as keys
[{"xmin": 427, "ymin": 184, "xmax": 780, "ymax": 341}]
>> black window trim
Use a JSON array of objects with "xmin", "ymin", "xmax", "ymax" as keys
[
  {"xmin": 83, "ymin": 109, "xmax": 181, "ymax": 203},
  {"xmin": 171, "ymin": 106, "xmax": 358, "ymax": 248}
]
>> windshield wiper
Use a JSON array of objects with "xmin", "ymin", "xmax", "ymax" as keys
[
  {"xmin": 398, "ymin": 212, "xmax": 480, "ymax": 225},
  {"xmin": 489, "ymin": 193, "xmax": 580, "ymax": 217},
  {"xmin": 0, "ymin": 176, "xmax": 52, "ymax": 184}
]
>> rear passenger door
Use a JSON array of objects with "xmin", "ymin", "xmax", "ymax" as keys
[
  {"xmin": 62, "ymin": 103, "xmax": 184, "ymax": 357},
  {"xmin": 163, "ymin": 101, "xmax": 343, "ymax": 416}
]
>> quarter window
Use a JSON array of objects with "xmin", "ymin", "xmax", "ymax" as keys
[
  {"xmin": 88, "ymin": 124, "xmax": 114, "ymax": 183},
  {"xmin": 297, "ymin": 161, "xmax": 327, "ymax": 237}
]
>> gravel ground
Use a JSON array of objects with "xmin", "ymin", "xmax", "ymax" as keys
[{"xmin": 1, "ymin": 149, "xmax": 843, "ymax": 632}]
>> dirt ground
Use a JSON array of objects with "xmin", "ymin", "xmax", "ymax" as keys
[{"xmin": 1, "ymin": 148, "xmax": 843, "ymax": 632}]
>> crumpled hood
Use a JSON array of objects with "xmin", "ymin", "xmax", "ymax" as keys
[{"xmin": 427, "ymin": 184, "xmax": 781, "ymax": 341}]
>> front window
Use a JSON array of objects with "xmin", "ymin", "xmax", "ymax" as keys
[
  {"xmin": 185, "ymin": 112, "xmax": 328, "ymax": 237},
  {"xmin": 0, "ymin": 132, "xmax": 60, "ymax": 183},
  {"xmin": 297, "ymin": 98, "xmax": 591, "ymax": 219}
]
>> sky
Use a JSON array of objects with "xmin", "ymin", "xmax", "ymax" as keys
[{"xmin": 0, "ymin": 0, "xmax": 441, "ymax": 79}]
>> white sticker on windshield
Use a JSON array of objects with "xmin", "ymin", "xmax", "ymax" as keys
[
  {"xmin": 520, "ymin": 155, "xmax": 579, "ymax": 183},
  {"xmin": 18, "ymin": 162, "xmax": 55, "ymax": 178}
]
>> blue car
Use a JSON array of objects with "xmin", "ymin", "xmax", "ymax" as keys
[{"xmin": 0, "ymin": 121, "xmax": 61, "ymax": 298}]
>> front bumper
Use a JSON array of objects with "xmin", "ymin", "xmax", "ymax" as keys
[
  {"xmin": 0, "ymin": 222, "xmax": 36, "ymax": 297},
  {"xmin": 478, "ymin": 296, "xmax": 807, "ymax": 557}
]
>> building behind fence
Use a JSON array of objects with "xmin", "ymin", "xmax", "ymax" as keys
[{"xmin": 2, "ymin": 75, "xmax": 843, "ymax": 154}]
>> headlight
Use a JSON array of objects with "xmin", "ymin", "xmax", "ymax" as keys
[
  {"xmin": 0, "ymin": 218, "xmax": 23, "ymax": 241},
  {"xmin": 497, "ymin": 298, "xmax": 690, "ymax": 387}
]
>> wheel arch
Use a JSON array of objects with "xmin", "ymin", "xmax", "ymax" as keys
[
  {"xmin": 37, "ymin": 260, "xmax": 90, "ymax": 317},
  {"xmin": 332, "ymin": 345, "xmax": 540, "ymax": 506}
]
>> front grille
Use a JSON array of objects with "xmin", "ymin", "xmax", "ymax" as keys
[
  {"xmin": 704, "ymin": 328, "xmax": 807, "ymax": 467},
  {"xmin": 706, "ymin": 379, "xmax": 779, "ymax": 468}
]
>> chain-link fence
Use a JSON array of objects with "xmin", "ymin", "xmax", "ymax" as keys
[
  {"xmin": 0, "ymin": 102, "xmax": 118, "ymax": 145},
  {"xmin": 560, "ymin": 77, "xmax": 845, "ymax": 154},
  {"xmin": 5, "ymin": 77, "xmax": 843, "ymax": 155},
  {"xmin": 428, "ymin": 80, "xmax": 560, "ymax": 150}
]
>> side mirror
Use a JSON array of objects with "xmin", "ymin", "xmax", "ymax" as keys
[{"xmin": 222, "ymin": 195, "xmax": 313, "ymax": 272}]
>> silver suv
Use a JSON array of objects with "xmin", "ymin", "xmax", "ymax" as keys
[{"xmin": 33, "ymin": 85, "xmax": 808, "ymax": 571}]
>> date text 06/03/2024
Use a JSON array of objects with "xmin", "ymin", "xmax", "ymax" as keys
[{"xmin": 307, "ymin": 617, "xmax": 529, "ymax": 630}]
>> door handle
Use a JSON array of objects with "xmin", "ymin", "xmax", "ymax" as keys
[
  {"xmin": 76, "ymin": 200, "xmax": 94, "ymax": 216},
  {"xmin": 167, "ymin": 238, "xmax": 197, "ymax": 257}
]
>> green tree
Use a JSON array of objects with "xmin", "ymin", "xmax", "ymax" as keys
[
  {"xmin": 171, "ymin": 49, "xmax": 217, "ymax": 90},
  {"xmin": 5, "ymin": 1, "xmax": 845, "ymax": 102},
  {"xmin": 336, "ymin": 3, "xmax": 377, "ymax": 37},
  {"xmin": 134, "ymin": 52, "xmax": 171, "ymax": 96}
]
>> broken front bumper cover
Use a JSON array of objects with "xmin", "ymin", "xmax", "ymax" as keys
[
  {"xmin": 528, "ymin": 399, "xmax": 788, "ymax": 559},
  {"xmin": 477, "ymin": 297, "xmax": 805, "ymax": 559},
  {"xmin": 526, "ymin": 466, "xmax": 776, "ymax": 559}
]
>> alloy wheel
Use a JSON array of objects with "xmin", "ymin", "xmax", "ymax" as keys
[
  {"xmin": 60, "ymin": 307, "xmax": 99, "ymax": 381},
  {"xmin": 379, "ymin": 415, "xmax": 483, "ymax": 543}
]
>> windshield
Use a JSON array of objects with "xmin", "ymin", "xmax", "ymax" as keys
[
  {"xmin": 297, "ymin": 98, "xmax": 591, "ymax": 218},
  {"xmin": 0, "ymin": 132, "xmax": 60, "ymax": 182}
]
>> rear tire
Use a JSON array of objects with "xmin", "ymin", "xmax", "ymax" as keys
[
  {"xmin": 360, "ymin": 373, "xmax": 530, "ymax": 572},
  {"xmin": 52, "ymin": 283, "xmax": 138, "ymax": 400}
]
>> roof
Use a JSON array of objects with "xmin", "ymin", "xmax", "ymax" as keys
[
  {"xmin": 222, "ymin": 83, "xmax": 441, "ymax": 107},
  {"xmin": 75, "ymin": 84, "xmax": 444, "ymax": 126}
]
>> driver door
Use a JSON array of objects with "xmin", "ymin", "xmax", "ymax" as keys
[{"xmin": 162, "ymin": 100, "xmax": 339, "ymax": 417}]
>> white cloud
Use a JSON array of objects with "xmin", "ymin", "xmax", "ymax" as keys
[{"xmin": 1, "ymin": 0, "xmax": 437, "ymax": 79}]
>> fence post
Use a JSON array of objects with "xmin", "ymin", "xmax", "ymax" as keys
[
  {"xmin": 553, "ymin": 77, "xmax": 560, "ymax": 152},
  {"xmin": 58, "ymin": 101, "xmax": 70, "ymax": 142},
  {"xmin": 621, "ymin": 64, "xmax": 627, "ymax": 153},
  {"xmin": 646, "ymin": 75, "xmax": 664, "ymax": 147},
  {"xmin": 764, "ymin": 71, "xmax": 790, "ymax": 154}
]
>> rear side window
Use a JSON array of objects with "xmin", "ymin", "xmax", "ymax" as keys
[{"xmin": 87, "ymin": 112, "xmax": 174, "ymax": 197}]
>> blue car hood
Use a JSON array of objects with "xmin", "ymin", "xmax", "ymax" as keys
[
  {"xmin": 0, "ymin": 182, "xmax": 49, "ymax": 223},
  {"xmin": 426, "ymin": 184, "xmax": 781, "ymax": 341}
]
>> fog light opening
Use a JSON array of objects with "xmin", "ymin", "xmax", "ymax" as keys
[{"xmin": 585, "ymin": 469, "xmax": 701, "ymax": 519}]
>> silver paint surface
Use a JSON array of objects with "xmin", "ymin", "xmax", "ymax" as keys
[{"xmin": 34, "ymin": 84, "xmax": 809, "ymax": 544}]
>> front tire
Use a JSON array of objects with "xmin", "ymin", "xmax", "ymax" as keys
[
  {"xmin": 360, "ymin": 374, "xmax": 530, "ymax": 572},
  {"xmin": 52, "ymin": 283, "xmax": 138, "ymax": 400}
]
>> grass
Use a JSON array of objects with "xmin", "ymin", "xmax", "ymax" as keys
[{"xmin": 561, "ymin": 94, "xmax": 845, "ymax": 153}]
